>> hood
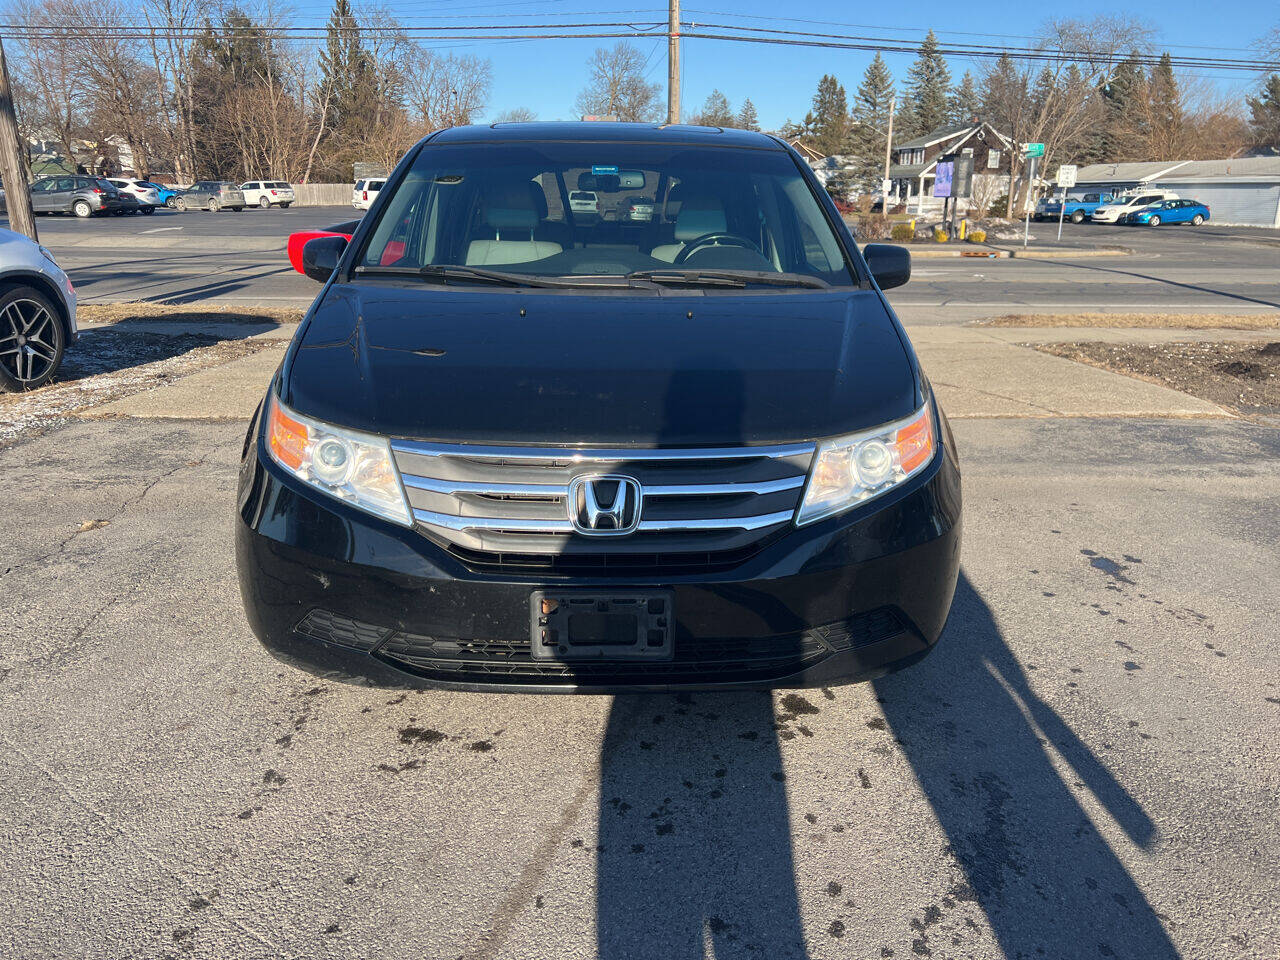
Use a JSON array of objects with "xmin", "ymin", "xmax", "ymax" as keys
[{"xmin": 282, "ymin": 283, "xmax": 919, "ymax": 446}]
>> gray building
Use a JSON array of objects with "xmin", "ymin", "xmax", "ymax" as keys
[{"xmin": 1072, "ymin": 158, "xmax": 1280, "ymax": 228}]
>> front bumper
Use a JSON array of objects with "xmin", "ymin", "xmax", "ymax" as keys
[{"xmin": 235, "ymin": 415, "xmax": 962, "ymax": 693}]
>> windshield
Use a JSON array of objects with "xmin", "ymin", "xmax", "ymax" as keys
[{"xmin": 357, "ymin": 141, "xmax": 853, "ymax": 286}]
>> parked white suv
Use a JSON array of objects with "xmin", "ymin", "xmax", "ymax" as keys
[
  {"xmin": 106, "ymin": 178, "xmax": 161, "ymax": 213},
  {"xmin": 1091, "ymin": 190, "xmax": 1179, "ymax": 224},
  {"xmin": 241, "ymin": 180, "xmax": 295, "ymax": 208},
  {"xmin": 353, "ymin": 178, "xmax": 385, "ymax": 211}
]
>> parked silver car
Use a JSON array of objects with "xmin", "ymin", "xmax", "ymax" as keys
[
  {"xmin": 29, "ymin": 176, "xmax": 124, "ymax": 218},
  {"xmin": 0, "ymin": 228, "xmax": 77, "ymax": 391},
  {"xmin": 175, "ymin": 181, "xmax": 246, "ymax": 212}
]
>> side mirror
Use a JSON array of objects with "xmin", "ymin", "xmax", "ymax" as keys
[
  {"xmin": 301, "ymin": 235, "xmax": 348, "ymax": 283},
  {"xmin": 862, "ymin": 243, "xmax": 911, "ymax": 290}
]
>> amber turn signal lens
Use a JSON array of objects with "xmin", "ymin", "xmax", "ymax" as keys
[
  {"xmin": 267, "ymin": 397, "xmax": 308, "ymax": 470},
  {"xmin": 895, "ymin": 407, "xmax": 934, "ymax": 474}
]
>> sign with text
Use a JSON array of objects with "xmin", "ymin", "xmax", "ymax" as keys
[
  {"xmin": 1023, "ymin": 142, "xmax": 1045, "ymax": 158},
  {"xmin": 1057, "ymin": 164, "xmax": 1078, "ymax": 188}
]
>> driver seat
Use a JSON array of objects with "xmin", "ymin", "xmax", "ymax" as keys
[{"xmin": 649, "ymin": 194, "xmax": 727, "ymax": 263}]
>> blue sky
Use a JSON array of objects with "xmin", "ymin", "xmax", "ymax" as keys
[{"xmin": 286, "ymin": 0, "xmax": 1277, "ymax": 129}]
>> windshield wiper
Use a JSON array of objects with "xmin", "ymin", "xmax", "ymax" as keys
[
  {"xmin": 625, "ymin": 269, "xmax": 830, "ymax": 289},
  {"xmin": 357, "ymin": 264, "xmax": 584, "ymax": 288}
]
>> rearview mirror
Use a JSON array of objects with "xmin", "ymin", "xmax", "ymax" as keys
[
  {"xmin": 301, "ymin": 235, "xmax": 348, "ymax": 283},
  {"xmin": 862, "ymin": 243, "xmax": 911, "ymax": 290}
]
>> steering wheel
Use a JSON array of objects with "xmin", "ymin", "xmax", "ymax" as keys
[{"xmin": 674, "ymin": 232, "xmax": 762, "ymax": 264}]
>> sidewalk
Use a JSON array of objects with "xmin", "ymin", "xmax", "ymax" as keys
[{"xmin": 73, "ymin": 314, "xmax": 1231, "ymax": 424}]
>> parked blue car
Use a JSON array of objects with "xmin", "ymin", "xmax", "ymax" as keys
[
  {"xmin": 136, "ymin": 180, "xmax": 181, "ymax": 208},
  {"xmin": 1123, "ymin": 199, "xmax": 1210, "ymax": 226}
]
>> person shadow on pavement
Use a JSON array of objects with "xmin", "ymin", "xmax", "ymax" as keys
[
  {"xmin": 595, "ymin": 692, "xmax": 811, "ymax": 960},
  {"xmin": 594, "ymin": 361, "xmax": 810, "ymax": 959},
  {"xmin": 875, "ymin": 572, "xmax": 1180, "ymax": 958}
]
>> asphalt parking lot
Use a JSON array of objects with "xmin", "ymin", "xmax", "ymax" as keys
[
  {"xmin": 2, "ymin": 414, "xmax": 1277, "ymax": 959},
  {"xmin": 2, "ymin": 213, "xmax": 1279, "ymax": 958},
  {"xmin": 7, "ymin": 207, "xmax": 1280, "ymax": 312}
]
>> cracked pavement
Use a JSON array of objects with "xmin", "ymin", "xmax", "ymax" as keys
[{"xmin": 1, "ymin": 415, "xmax": 1277, "ymax": 959}]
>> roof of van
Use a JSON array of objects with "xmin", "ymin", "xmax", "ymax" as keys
[{"xmin": 429, "ymin": 122, "xmax": 785, "ymax": 150}]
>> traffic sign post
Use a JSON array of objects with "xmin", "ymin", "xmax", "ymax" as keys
[
  {"xmin": 1022, "ymin": 154, "xmax": 1040, "ymax": 247},
  {"xmin": 1055, "ymin": 164, "xmax": 1078, "ymax": 241}
]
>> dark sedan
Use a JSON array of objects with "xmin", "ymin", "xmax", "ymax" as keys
[{"xmin": 236, "ymin": 123, "xmax": 961, "ymax": 693}]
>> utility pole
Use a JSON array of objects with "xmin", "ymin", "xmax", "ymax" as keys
[
  {"xmin": 881, "ymin": 95, "xmax": 895, "ymax": 209},
  {"xmin": 666, "ymin": 0, "xmax": 680, "ymax": 124},
  {"xmin": 0, "ymin": 36, "xmax": 37, "ymax": 241}
]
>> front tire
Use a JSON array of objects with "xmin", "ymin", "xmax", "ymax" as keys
[
  {"xmin": 72, "ymin": 200, "xmax": 92, "ymax": 218},
  {"xmin": 1148, "ymin": 215, "xmax": 1161, "ymax": 226},
  {"xmin": 259, "ymin": 196, "xmax": 271, "ymax": 209},
  {"xmin": 280, "ymin": 202, "xmax": 291, "ymax": 208},
  {"xmin": 175, "ymin": 196, "xmax": 187, "ymax": 212},
  {"xmin": 0, "ymin": 285, "xmax": 66, "ymax": 392},
  {"xmin": 1192, "ymin": 214, "xmax": 1204, "ymax": 226}
]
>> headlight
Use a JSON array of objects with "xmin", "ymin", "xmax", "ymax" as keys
[
  {"xmin": 265, "ymin": 395, "xmax": 412, "ymax": 527},
  {"xmin": 796, "ymin": 400, "xmax": 936, "ymax": 526}
]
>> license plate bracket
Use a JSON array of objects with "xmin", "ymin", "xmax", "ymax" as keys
[{"xmin": 530, "ymin": 590, "xmax": 674, "ymax": 662}]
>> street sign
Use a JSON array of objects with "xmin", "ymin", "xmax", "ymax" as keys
[
  {"xmin": 1023, "ymin": 142, "xmax": 1045, "ymax": 158},
  {"xmin": 1057, "ymin": 164, "xmax": 1078, "ymax": 188}
]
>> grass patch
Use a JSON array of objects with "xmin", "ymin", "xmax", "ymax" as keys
[
  {"xmin": 79, "ymin": 302, "xmax": 304, "ymax": 325},
  {"xmin": 977, "ymin": 312, "xmax": 1280, "ymax": 329}
]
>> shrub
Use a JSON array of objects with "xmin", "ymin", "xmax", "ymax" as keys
[
  {"xmin": 854, "ymin": 213, "xmax": 893, "ymax": 241},
  {"xmin": 967, "ymin": 227, "xmax": 987, "ymax": 243},
  {"xmin": 932, "ymin": 227, "xmax": 949, "ymax": 242},
  {"xmin": 890, "ymin": 222, "xmax": 915, "ymax": 243}
]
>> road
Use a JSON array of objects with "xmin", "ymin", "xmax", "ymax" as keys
[
  {"xmin": 1, "ymin": 413, "xmax": 1276, "ymax": 959},
  {"xmin": 10, "ymin": 207, "xmax": 1280, "ymax": 312}
]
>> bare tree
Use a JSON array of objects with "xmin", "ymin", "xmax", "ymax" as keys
[
  {"xmin": 11, "ymin": 0, "xmax": 88, "ymax": 164},
  {"xmin": 403, "ymin": 49, "xmax": 492, "ymax": 129},
  {"xmin": 980, "ymin": 16, "xmax": 1153, "ymax": 215},
  {"xmin": 493, "ymin": 107, "xmax": 537, "ymax": 123},
  {"xmin": 574, "ymin": 43, "xmax": 662, "ymax": 122}
]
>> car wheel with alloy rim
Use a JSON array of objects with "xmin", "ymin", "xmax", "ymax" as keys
[
  {"xmin": 0, "ymin": 286, "xmax": 65, "ymax": 392},
  {"xmin": 1071, "ymin": 210, "xmax": 1084, "ymax": 223},
  {"xmin": 1148, "ymin": 215, "xmax": 1161, "ymax": 226},
  {"xmin": 174, "ymin": 196, "xmax": 187, "ymax": 211},
  {"xmin": 208, "ymin": 197, "xmax": 220, "ymax": 212},
  {"xmin": 72, "ymin": 200, "xmax": 91, "ymax": 218},
  {"xmin": 259, "ymin": 196, "xmax": 271, "ymax": 208},
  {"xmin": 1192, "ymin": 214, "xmax": 1204, "ymax": 226}
]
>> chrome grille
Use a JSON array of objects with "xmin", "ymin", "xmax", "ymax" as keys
[{"xmin": 390, "ymin": 440, "xmax": 815, "ymax": 559}]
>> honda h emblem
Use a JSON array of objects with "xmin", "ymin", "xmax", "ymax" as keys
[{"xmin": 567, "ymin": 475, "xmax": 642, "ymax": 536}]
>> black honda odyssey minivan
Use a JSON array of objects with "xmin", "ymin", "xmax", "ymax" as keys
[{"xmin": 235, "ymin": 122, "xmax": 961, "ymax": 692}]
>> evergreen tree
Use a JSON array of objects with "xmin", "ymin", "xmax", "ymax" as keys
[
  {"xmin": 803, "ymin": 74, "xmax": 852, "ymax": 156},
  {"xmin": 1030, "ymin": 66, "xmax": 1056, "ymax": 118},
  {"xmin": 319, "ymin": 0, "xmax": 376, "ymax": 139},
  {"xmin": 1147, "ymin": 52, "xmax": 1182, "ymax": 158},
  {"xmin": 948, "ymin": 70, "xmax": 979, "ymax": 124},
  {"xmin": 1247, "ymin": 73, "xmax": 1280, "ymax": 150},
  {"xmin": 849, "ymin": 54, "xmax": 895, "ymax": 192},
  {"xmin": 904, "ymin": 30, "xmax": 952, "ymax": 136},
  {"xmin": 980, "ymin": 54, "xmax": 1028, "ymax": 141},
  {"xmin": 736, "ymin": 98, "xmax": 760, "ymax": 131},
  {"xmin": 691, "ymin": 89, "xmax": 734, "ymax": 127},
  {"xmin": 1094, "ymin": 52, "xmax": 1145, "ymax": 161}
]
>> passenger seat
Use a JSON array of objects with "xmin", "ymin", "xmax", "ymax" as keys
[{"xmin": 466, "ymin": 183, "xmax": 563, "ymax": 266}]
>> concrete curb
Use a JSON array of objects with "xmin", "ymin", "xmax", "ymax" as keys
[{"xmin": 893, "ymin": 243, "xmax": 1133, "ymax": 259}]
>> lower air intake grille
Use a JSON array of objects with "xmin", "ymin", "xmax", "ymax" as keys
[{"xmin": 293, "ymin": 607, "xmax": 907, "ymax": 685}]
